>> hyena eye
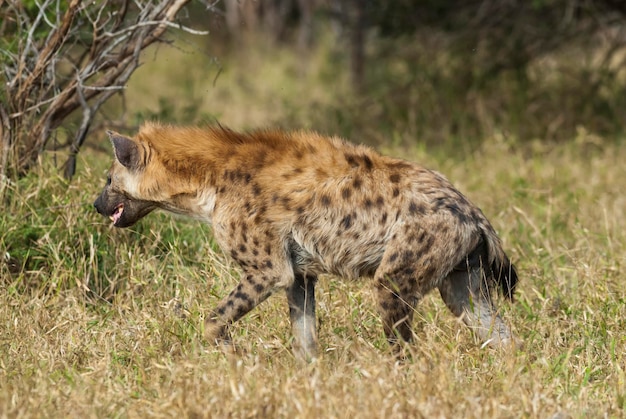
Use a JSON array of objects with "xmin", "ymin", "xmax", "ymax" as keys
[{"xmin": 106, "ymin": 175, "xmax": 111, "ymax": 186}]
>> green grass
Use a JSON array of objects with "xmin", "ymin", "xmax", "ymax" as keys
[{"xmin": 1, "ymin": 36, "xmax": 625, "ymax": 417}]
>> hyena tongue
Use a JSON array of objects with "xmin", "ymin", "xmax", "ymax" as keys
[{"xmin": 110, "ymin": 204, "xmax": 124, "ymax": 224}]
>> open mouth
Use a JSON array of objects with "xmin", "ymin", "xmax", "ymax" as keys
[{"xmin": 109, "ymin": 203, "xmax": 124, "ymax": 224}]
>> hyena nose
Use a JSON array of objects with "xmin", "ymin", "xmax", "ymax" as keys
[{"xmin": 93, "ymin": 196, "xmax": 103, "ymax": 214}]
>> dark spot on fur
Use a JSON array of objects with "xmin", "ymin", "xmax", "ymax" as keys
[
  {"xmin": 320, "ymin": 195, "xmax": 331, "ymax": 206},
  {"xmin": 364, "ymin": 198, "xmax": 373, "ymax": 208},
  {"xmin": 235, "ymin": 291, "xmax": 251, "ymax": 302},
  {"xmin": 230, "ymin": 249, "xmax": 238, "ymax": 258},
  {"xmin": 341, "ymin": 214, "xmax": 353, "ymax": 229},
  {"xmin": 392, "ymin": 187, "xmax": 400, "ymax": 198},
  {"xmin": 233, "ymin": 304, "xmax": 249, "ymax": 319},
  {"xmin": 264, "ymin": 244, "xmax": 272, "ymax": 255},
  {"xmin": 281, "ymin": 196, "xmax": 291, "ymax": 210},
  {"xmin": 389, "ymin": 252, "xmax": 399, "ymax": 263},
  {"xmin": 217, "ymin": 307, "xmax": 225, "ymax": 315},
  {"xmin": 345, "ymin": 154, "xmax": 359, "ymax": 168},
  {"xmin": 380, "ymin": 212, "xmax": 388, "ymax": 225},
  {"xmin": 376, "ymin": 196, "xmax": 385, "ymax": 207},
  {"xmin": 352, "ymin": 177, "xmax": 362, "ymax": 189},
  {"xmin": 389, "ymin": 173, "xmax": 401, "ymax": 183},
  {"xmin": 446, "ymin": 201, "xmax": 470, "ymax": 223},
  {"xmin": 239, "ymin": 244, "xmax": 247, "ymax": 253},
  {"xmin": 253, "ymin": 238, "xmax": 260, "ymax": 246},
  {"xmin": 362, "ymin": 155, "xmax": 374, "ymax": 171},
  {"xmin": 342, "ymin": 187, "xmax": 352, "ymax": 200},
  {"xmin": 254, "ymin": 284, "xmax": 264, "ymax": 293},
  {"xmin": 296, "ymin": 206, "xmax": 305, "ymax": 215},
  {"xmin": 252, "ymin": 183, "xmax": 262, "ymax": 196},
  {"xmin": 408, "ymin": 201, "xmax": 425, "ymax": 215},
  {"xmin": 252, "ymin": 249, "xmax": 259, "ymax": 256},
  {"xmin": 265, "ymin": 260, "xmax": 273, "ymax": 269},
  {"xmin": 244, "ymin": 173, "xmax": 252, "ymax": 184}
]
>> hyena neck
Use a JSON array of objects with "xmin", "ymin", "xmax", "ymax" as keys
[{"xmin": 158, "ymin": 185, "xmax": 218, "ymax": 224}]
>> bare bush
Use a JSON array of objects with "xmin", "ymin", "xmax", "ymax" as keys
[{"xmin": 0, "ymin": 0, "xmax": 213, "ymax": 187}]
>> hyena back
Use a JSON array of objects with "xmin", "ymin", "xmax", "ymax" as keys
[{"xmin": 94, "ymin": 122, "xmax": 518, "ymax": 360}]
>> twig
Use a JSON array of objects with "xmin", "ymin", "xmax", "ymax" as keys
[{"xmin": 102, "ymin": 19, "xmax": 209, "ymax": 38}]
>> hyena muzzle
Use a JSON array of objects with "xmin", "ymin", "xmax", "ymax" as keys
[{"xmin": 94, "ymin": 123, "xmax": 519, "ymax": 361}]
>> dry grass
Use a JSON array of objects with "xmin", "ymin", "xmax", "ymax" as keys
[{"xmin": 1, "ymin": 37, "xmax": 625, "ymax": 418}]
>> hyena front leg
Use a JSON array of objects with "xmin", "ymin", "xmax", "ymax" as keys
[
  {"xmin": 286, "ymin": 273, "xmax": 318, "ymax": 361},
  {"xmin": 205, "ymin": 271, "xmax": 279, "ymax": 347},
  {"xmin": 438, "ymin": 247, "xmax": 513, "ymax": 347}
]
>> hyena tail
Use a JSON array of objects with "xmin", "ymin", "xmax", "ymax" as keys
[{"xmin": 483, "ymin": 230, "xmax": 518, "ymax": 301}]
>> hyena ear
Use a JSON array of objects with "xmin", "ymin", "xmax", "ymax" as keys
[{"xmin": 107, "ymin": 130, "xmax": 142, "ymax": 170}]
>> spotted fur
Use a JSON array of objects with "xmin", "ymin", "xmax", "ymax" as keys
[{"xmin": 94, "ymin": 122, "xmax": 518, "ymax": 360}]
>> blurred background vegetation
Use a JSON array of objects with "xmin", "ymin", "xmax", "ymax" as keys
[
  {"xmin": 125, "ymin": 0, "xmax": 626, "ymax": 148},
  {"xmin": 2, "ymin": 0, "xmax": 626, "ymax": 182}
]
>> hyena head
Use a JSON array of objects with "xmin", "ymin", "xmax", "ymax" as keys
[{"xmin": 93, "ymin": 130, "xmax": 158, "ymax": 228}]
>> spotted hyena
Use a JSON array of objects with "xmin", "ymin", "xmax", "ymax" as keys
[{"xmin": 94, "ymin": 122, "xmax": 518, "ymax": 360}]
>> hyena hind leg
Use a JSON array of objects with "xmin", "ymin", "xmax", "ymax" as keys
[
  {"xmin": 286, "ymin": 273, "xmax": 318, "ymax": 361},
  {"xmin": 438, "ymin": 266, "xmax": 513, "ymax": 348},
  {"xmin": 374, "ymin": 273, "xmax": 421, "ymax": 347}
]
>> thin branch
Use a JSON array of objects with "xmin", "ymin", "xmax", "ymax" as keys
[{"xmin": 102, "ymin": 19, "xmax": 209, "ymax": 38}]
